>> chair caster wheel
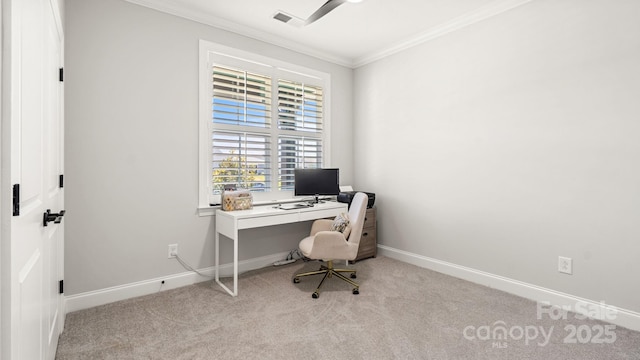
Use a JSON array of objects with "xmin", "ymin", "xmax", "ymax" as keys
[
  {"xmin": 350, "ymin": 273, "xmax": 357, "ymax": 279},
  {"xmin": 352, "ymin": 288, "xmax": 359, "ymax": 295},
  {"xmin": 312, "ymin": 292, "xmax": 319, "ymax": 299},
  {"xmin": 293, "ymin": 277, "xmax": 300, "ymax": 284}
]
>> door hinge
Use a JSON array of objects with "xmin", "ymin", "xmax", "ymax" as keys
[
  {"xmin": 59, "ymin": 67, "xmax": 64, "ymax": 82},
  {"xmin": 59, "ymin": 280, "xmax": 64, "ymax": 294},
  {"xmin": 12, "ymin": 184, "xmax": 20, "ymax": 216},
  {"xmin": 59, "ymin": 174, "xmax": 64, "ymax": 188}
]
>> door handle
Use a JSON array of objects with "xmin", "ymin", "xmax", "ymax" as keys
[{"xmin": 43, "ymin": 209, "xmax": 65, "ymax": 227}]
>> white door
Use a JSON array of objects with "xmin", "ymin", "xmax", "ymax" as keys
[{"xmin": 4, "ymin": 0, "xmax": 65, "ymax": 359}]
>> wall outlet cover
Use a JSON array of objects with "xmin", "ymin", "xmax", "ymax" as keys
[
  {"xmin": 168, "ymin": 244, "xmax": 178, "ymax": 258},
  {"xmin": 558, "ymin": 256, "xmax": 572, "ymax": 274}
]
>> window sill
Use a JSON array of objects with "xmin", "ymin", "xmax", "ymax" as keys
[{"xmin": 197, "ymin": 205, "xmax": 219, "ymax": 217}]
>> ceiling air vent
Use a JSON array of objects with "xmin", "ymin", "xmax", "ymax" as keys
[
  {"xmin": 273, "ymin": 12, "xmax": 292, "ymax": 23},
  {"xmin": 274, "ymin": 0, "xmax": 363, "ymax": 27},
  {"xmin": 272, "ymin": 11, "xmax": 306, "ymax": 27}
]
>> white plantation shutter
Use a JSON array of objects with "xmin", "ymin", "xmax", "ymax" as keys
[
  {"xmin": 278, "ymin": 136, "xmax": 323, "ymax": 191},
  {"xmin": 212, "ymin": 131, "xmax": 271, "ymax": 193},
  {"xmin": 211, "ymin": 65, "xmax": 272, "ymax": 194},
  {"xmin": 277, "ymin": 80, "xmax": 323, "ymax": 132},
  {"xmin": 203, "ymin": 45, "xmax": 329, "ymax": 203},
  {"xmin": 277, "ymin": 80, "xmax": 323, "ymax": 191},
  {"xmin": 212, "ymin": 66, "xmax": 271, "ymax": 128}
]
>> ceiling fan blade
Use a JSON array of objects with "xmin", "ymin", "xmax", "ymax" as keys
[{"xmin": 305, "ymin": 0, "xmax": 348, "ymax": 25}]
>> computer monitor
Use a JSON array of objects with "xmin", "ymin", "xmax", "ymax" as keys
[{"xmin": 294, "ymin": 168, "xmax": 340, "ymax": 203}]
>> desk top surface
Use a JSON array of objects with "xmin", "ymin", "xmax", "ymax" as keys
[{"xmin": 215, "ymin": 201, "xmax": 347, "ymax": 219}]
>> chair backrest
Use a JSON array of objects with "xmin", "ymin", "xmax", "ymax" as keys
[{"xmin": 345, "ymin": 192, "xmax": 368, "ymax": 247}]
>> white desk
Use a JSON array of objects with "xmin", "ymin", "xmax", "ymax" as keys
[{"xmin": 214, "ymin": 201, "xmax": 348, "ymax": 296}]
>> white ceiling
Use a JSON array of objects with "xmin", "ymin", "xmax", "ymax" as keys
[{"xmin": 126, "ymin": 0, "xmax": 531, "ymax": 67}]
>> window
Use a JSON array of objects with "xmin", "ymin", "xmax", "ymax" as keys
[
  {"xmin": 199, "ymin": 41, "xmax": 331, "ymax": 210},
  {"xmin": 277, "ymin": 79, "xmax": 324, "ymax": 191}
]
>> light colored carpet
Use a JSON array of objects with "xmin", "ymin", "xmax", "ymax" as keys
[{"xmin": 56, "ymin": 256, "xmax": 640, "ymax": 359}]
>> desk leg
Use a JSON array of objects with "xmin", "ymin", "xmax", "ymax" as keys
[
  {"xmin": 233, "ymin": 229, "xmax": 238, "ymax": 296},
  {"xmin": 215, "ymin": 231, "xmax": 220, "ymax": 283},
  {"xmin": 214, "ymin": 230, "xmax": 238, "ymax": 297}
]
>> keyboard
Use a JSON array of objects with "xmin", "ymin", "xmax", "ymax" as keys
[{"xmin": 278, "ymin": 203, "xmax": 312, "ymax": 210}]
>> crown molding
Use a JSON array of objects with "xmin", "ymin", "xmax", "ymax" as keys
[
  {"xmin": 123, "ymin": 0, "xmax": 355, "ymax": 67},
  {"xmin": 125, "ymin": 0, "xmax": 533, "ymax": 69},
  {"xmin": 352, "ymin": 0, "xmax": 534, "ymax": 67}
]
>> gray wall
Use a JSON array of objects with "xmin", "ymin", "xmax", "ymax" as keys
[
  {"xmin": 354, "ymin": 0, "xmax": 640, "ymax": 312},
  {"xmin": 66, "ymin": 0, "xmax": 640, "ymax": 315},
  {"xmin": 65, "ymin": 0, "xmax": 353, "ymax": 295}
]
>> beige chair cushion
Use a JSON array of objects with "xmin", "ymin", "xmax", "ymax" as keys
[{"xmin": 299, "ymin": 236, "xmax": 315, "ymax": 257}]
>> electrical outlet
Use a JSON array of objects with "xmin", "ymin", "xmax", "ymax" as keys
[
  {"xmin": 168, "ymin": 244, "xmax": 178, "ymax": 258},
  {"xmin": 558, "ymin": 256, "xmax": 572, "ymax": 274}
]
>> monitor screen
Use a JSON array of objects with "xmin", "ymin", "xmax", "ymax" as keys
[{"xmin": 294, "ymin": 168, "xmax": 340, "ymax": 199}]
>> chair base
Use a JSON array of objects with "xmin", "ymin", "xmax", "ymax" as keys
[{"xmin": 293, "ymin": 260, "xmax": 359, "ymax": 298}]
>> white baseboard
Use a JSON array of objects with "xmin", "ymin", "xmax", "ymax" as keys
[
  {"xmin": 378, "ymin": 245, "xmax": 640, "ymax": 332},
  {"xmin": 64, "ymin": 251, "xmax": 291, "ymax": 313},
  {"xmin": 65, "ymin": 246, "xmax": 640, "ymax": 333}
]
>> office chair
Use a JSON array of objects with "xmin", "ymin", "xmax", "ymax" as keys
[{"xmin": 293, "ymin": 192, "xmax": 368, "ymax": 298}]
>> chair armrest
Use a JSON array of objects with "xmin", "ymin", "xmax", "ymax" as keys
[{"xmin": 310, "ymin": 219, "xmax": 334, "ymax": 236}]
